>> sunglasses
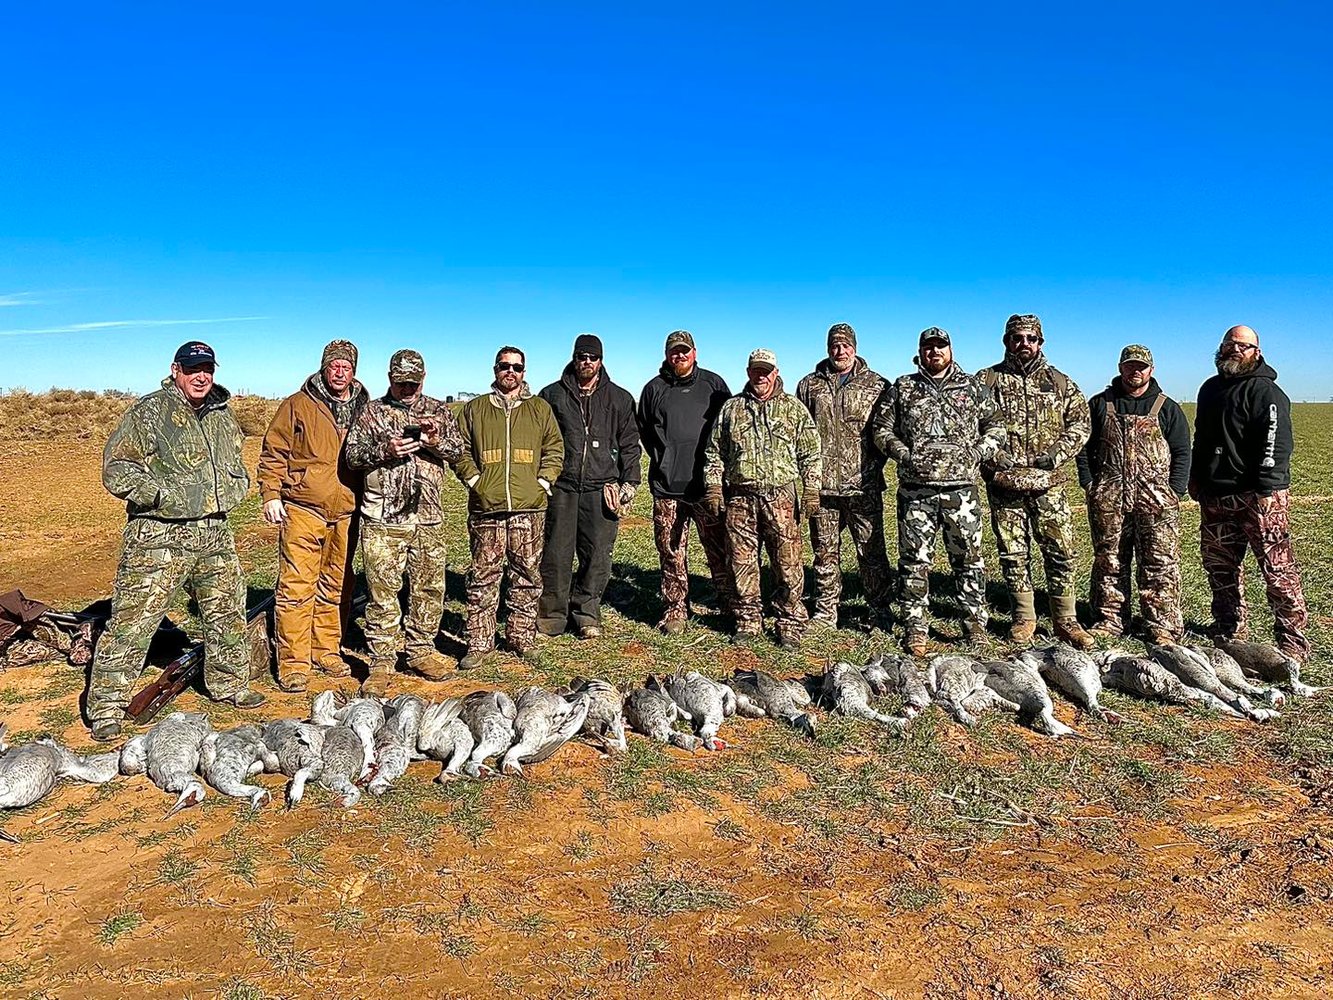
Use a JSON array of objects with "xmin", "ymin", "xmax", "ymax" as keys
[
  {"xmin": 1221, "ymin": 340, "xmax": 1258, "ymax": 353},
  {"xmin": 574, "ymin": 353, "xmax": 601, "ymax": 362},
  {"xmin": 1010, "ymin": 334, "xmax": 1043, "ymax": 344},
  {"xmin": 495, "ymin": 362, "xmax": 525, "ymax": 373}
]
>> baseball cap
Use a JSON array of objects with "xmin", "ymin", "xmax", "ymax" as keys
[
  {"xmin": 919, "ymin": 327, "xmax": 951, "ymax": 346},
  {"xmin": 174, "ymin": 341, "xmax": 217, "ymax": 367},
  {"xmin": 665, "ymin": 330, "xmax": 695, "ymax": 351},
  {"xmin": 388, "ymin": 349, "xmax": 426, "ymax": 381},
  {"xmin": 747, "ymin": 348, "xmax": 778, "ymax": 371},
  {"xmin": 1119, "ymin": 344, "xmax": 1154, "ymax": 366}
]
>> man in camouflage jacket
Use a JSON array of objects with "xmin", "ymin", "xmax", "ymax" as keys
[
  {"xmin": 873, "ymin": 328, "xmax": 1006, "ymax": 655},
  {"xmin": 703, "ymin": 348, "xmax": 822, "ymax": 648},
  {"xmin": 87, "ymin": 341, "xmax": 264, "ymax": 741},
  {"xmin": 344, "ymin": 348, "xmax": 463, "ymax": 694},
  {"xmin": 979, "ymin": 314, "xmax": 1094, "ymax": 647},
  {"xmin": 796, "ymin": 323, "xmax": 893, "ymax": 631}
]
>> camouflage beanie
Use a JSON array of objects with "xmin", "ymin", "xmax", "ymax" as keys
[
  {"xmin": 1004, "ymin": 314, "xmax": 1043, "ymax": 340},
  {"xmin": 321, "ymin": 339, "xmax": 358, "ymax": 372},
  {"xmin": 827, "ymin": 323, "xmax": 857, "ymax": 349}
]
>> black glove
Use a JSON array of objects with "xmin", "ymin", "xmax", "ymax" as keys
[{"xmin": 1032, "ymin": 453, "xmax": 1057, "ymax": 471}]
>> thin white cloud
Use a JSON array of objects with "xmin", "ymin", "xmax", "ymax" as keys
[
  {"xmin": 0, "ymin": 292, "xmax": 43, "ymax": 307},
  {"xmin": 0, "ymin": 316, "xmax": 267, "ymax": 336}
]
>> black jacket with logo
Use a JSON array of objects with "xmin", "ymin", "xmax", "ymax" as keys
[
  {"xmin": 538, "ymin": 364, "xmax": 641, "ymax": 493},
  {"xmin": 1192, "ymin": 361, "xmax": 1293, "ymax": 497},
  {"xmin": 636, "ymin": 363, "xmax": 732, "ymax": 501}
]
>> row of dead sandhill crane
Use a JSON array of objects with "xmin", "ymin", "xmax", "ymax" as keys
[{"xmin": 0, "ymin": 636, "xmax": 1318, "ymax": 839}]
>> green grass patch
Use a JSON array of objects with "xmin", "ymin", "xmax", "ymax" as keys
[{"xmin": 97, "ymin": 908, "xmax": 143, "ymax": 947}]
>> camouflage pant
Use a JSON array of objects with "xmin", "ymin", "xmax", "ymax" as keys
[
  {"xmin": 360, "ymin": 519, "xmax": 447, "ymax": 664},
  {"xmin": 809, "ymin": 492, "xmax": 894, "ymax": 623},
  {"xmin": 897, "ymin": 484, "xmax": 987, "ymax": 626},
  {"xmin": 987, "ymin": 485, "xmax": 1079, "ymax": 599},
  {"xmin": 1089, "ymin": 502, "xmax": 1182, "ymax": 638},
  {"xmin": 726, "ymin": 487, "xmax": 807, "ymax": 635},
  {"xmin": 466, "ymin": 510, "xmax": 545, "ymax": 653},
  {"xmin": 88, "ymin": 518, "xmax": 248, "ymax": 725},
  {"xmin": 652, "ymin": 497, "xmax": 735, "ymax": 623},
  {"xmin": 1200, "ymin": 490, "xmax": 1310, "ymax": 659}
]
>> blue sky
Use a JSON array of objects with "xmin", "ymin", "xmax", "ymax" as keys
[{"xmin": 2, "ymin": 2, "xmax": 1330, "ymax": 401}]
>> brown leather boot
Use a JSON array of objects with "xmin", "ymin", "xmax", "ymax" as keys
[
  {"xmin": 360, "ymin": 661, "xmax": 395, "ymax": 697},
  {"xmin": 1008, "ymin": 591, "xmax": 1037, "ymax": 643},
  {"xmin": 903, "ymin": 628, "xmax": 928, "ymax": 658},
  {"xmin": 406, "ymin": 650, "xmax": 453, "ymax": 681},
  {"xmin": 962, "ymin": 619, "xmax": 993, "ymax": 651},
  {"xmin": 1051, "ymin": 595, "xmax": 1094, "ymax": 650}
]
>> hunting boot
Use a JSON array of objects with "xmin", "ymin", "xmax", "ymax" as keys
[
  {"xmin": 406, "ymin": 649, "xmax": 452, "ymax": 681},
  {"xmin": 903, "ymin": 626, "xmax": 928, "ymax": 658},
  {"xmin": 962, "ymin": 619, "xmax": 994, "ymax": 652},
  {"xmin": 1008, "ymin": 591, "xmax": 1037, "ymax": 643},
  {"xmin": 361, "ymin": 660, "xmax": 395, "ymax": 697},
  {"xmin": 90, "ymin": 720, "xmax": 122, "ymax": 743},
  {"xmin": 315, "ymin": 652, "xmax": 352, "ymax": 679},
  {"xmin": 277, "ymin": 668, "xmax": 310, "ymax": 694},
  {"xmin": 458, "ymin": 647, "xmax": 488, "ymax": 671},
  {"xmin": 1051, "ymin": 596, "xmax": 1095, "ymax": 651},
  {"xmin": 776, "ymin": 627, "xmax": 801, "ymax": 651}
]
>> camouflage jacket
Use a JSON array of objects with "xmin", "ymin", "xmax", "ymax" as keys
[
  {"xmin": 795, "ymin": 357, "xmax": 888, "ymax": 496},
  {"xmin": 872, "ymin": 363, "xmax": 1007, "ymax": 488},
  {"xmin": 103, "ymin": 379, "xmax": 249, "ymax": 520},
  {"xmin": 344, "ymin": 392, "xmax": 463, "ymax": 525},
  {"xmin": 703, "ymin": 378, "xmax": 822, "ymax": 495},
  {"xmin": 978, "ymin": 353, "xmax": 1090, "ymax": 492}
]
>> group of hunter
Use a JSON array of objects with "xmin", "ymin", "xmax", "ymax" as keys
[{"xmin": 81, "ymin": 318, "xmax": 1311, "ymax": 741}]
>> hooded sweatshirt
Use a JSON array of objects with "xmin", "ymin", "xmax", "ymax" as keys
[
  {"xmin": 637, "ymin": 362, "xmax": 731, "ymax": 500},
  {"xmin": 1076, "ymin": 376, "xmax": 1191, "ymax": 496},
  {"xmin": 538, "ymin": 362, "xmax": 641, "ymax": 492},
  {"xmin": 1192, "ymin": 360, "xmax": 1293, "ymax": 496}
]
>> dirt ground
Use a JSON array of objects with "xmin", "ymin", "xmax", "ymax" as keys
[{"xmin": 2, "ymin": 433, "xmax": 1332, "ymax": 1000}]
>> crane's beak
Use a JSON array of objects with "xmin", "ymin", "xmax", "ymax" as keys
[{"xmin": 164, "ymin": 788, "xmax": 203, "ymax": 819}]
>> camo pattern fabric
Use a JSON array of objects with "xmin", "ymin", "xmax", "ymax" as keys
[
  {"xmin": 1199, "ymin": 489, "xmax": 1310, "ymax": 660},
  {"xmin": 978, "ymin": 355, "xmax": 1090, "ymax": 491},
  {"xmin": 794, "ymin": 357, "xmax": 888, "ymax": 496},
  {"xmin": 466, "ymin": 511, "xmax": 545, "ymax": 653},
  {"xmin": 652, "ymin": 497, "xmax": 736, "ymax": 624},
  {"xmin": 808, "ymin": 493, "xmax": 894, "ymax": 624},
  {"xmin": 703, "ymin": 379, "xmax": 823, "ymax": 494},
  {"xmin": 360, "ymin": 519, "xmax": 448, "ymax": 665},
  {"xmin": 897, "ymin": 484, "xmax": 987, "ymax": 626},
  {"xmin": 1087, "ymin": 398, "xmax": 1182, "ymax": 637},
  {"xmin": 87, "ymin": 518, "xmax": 248, "ymax": 725},
  {"xmin": 1089, "ymin": 508, "xmax": 1182, "ymax": 638},
  {"xmin": 103, "ymin": 380, "xmax": 249, "ymax": 520},
  {"xmin": 726, "ymin": 487, "xmax": 807, "ymax": 637},
  {"xmin": 344, "ymin": 394, "xmax": 463, "ymax": 525},
  {"xmin": 872, "ymin": 363, "xmax": 1006, "ymax": 487},
  {"xmin": 988, "ymin": 484, "xmax": 1079, "ymax": 598}
]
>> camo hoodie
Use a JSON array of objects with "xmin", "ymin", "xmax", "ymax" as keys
[
  {"xmin": 344, "ymin": 392, "xmax": 463, "ymax": 525},
  {"xmin": 103, "ymin": 379, "xmax": 249, "ymax": 520},
  {"xmin": 703, "ymin": 377, "xmax": 822, "ymax": 494},
  {"xmin": 873, "ymin": 362, "xmax": 1006, "ymax": 488},
  {"xmin": 795, "ymin": 356, "xmax": 888, "ymax": 496}
]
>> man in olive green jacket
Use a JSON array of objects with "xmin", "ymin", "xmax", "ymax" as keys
[
  {"xmin": 455, "ymin": 346, "xmax": 564, "ymax": 669},
  {"xmin": 87, "ymin": 341, "xmax": 264, "ymax": 741}
]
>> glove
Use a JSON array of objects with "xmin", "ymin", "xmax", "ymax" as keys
[
  {"xmin": 802, "ymin": 489, "xmax": 822, "ymax": 520},
  {"xmin": 1032, "ymin": 452, "xmax": 1056, "ymax": 471},
  {"xmin": 992, "ymin": 451, "xmax": 1016, "ymax": 471},
  {"xmin": 703, "ymin": 487, "xmax": 725, "ymax": 519},
  {"xmin": 618, "ymin": 482, "xmax": 637, "ymax": 507},
  {"xmin": 537, "ymin": 477, "xmax": 552, "ymax": 496},
  {"xmin": 466, "ymin": 474, "xmax": 480, "ymax": 489},
  {"xmin": 890, "ymin": 446, "xmax": 910, "ymax": 466}
]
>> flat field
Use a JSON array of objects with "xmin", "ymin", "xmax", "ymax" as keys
[{"xmin": 0, "ymin": 394, "xmax": 1330, "ymax": 999}]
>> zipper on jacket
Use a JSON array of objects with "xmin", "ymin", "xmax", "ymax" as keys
[{"xmin": 504, "ymin": 400, "xmax": 514, "ymax": 511}]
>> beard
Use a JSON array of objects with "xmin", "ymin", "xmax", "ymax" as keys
[{"xmin": 1215, "ymin": 350, "xmax": 1259, "ymax": 378}]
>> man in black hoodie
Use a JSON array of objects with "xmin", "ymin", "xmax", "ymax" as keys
[
  {"xmin": 637, "ymin": 331, "xmax": 736, "ymax": 633},
  {"xmin": 537, "ymin": 334, "xmax": 641, "ymax": 640},
  {"xmin": 1190, "ymin": 325, "xmax": 1309, "ymax": 661},
  {"xmin": 1076, "ymin": 345, "xmax": 1191, "ymax": 643}
]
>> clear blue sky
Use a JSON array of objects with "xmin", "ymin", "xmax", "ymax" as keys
[{"xmin": 2, "ymin": 2, "xmax": 1330, "ymax": 401}]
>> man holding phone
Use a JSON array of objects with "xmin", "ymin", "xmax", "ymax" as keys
[{"xmin": 344, "ymin": 349, "xmax": 462, "ymax": 695}]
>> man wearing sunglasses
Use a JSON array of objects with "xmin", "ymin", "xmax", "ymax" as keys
[
  {"xmin": 88, "ymin": 341, "xmax": 265, "ymax": 741},
  {"xmin": 455, "ymin": 346, "xmax": 565, "ymax": 669},
  {"xmin": 1190, "ymin": 325, "xmax": 1309, "ymax": 662},
  {"xmin": 536, "ymin": 334, "xmax": 641, "ymax": 640},
  {"xmin": 979, "ymin": 314, "xmax": 1094, "ymax": 648},
  {"xmin": 345, "ymin": 349, "xmax": 463, "ymax": 695},
  {"xmin": 703, "ymin": 348, "xmax": 822, "ymax": 649}
]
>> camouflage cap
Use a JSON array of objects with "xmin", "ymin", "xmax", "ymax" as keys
[
  {"xmin": 827, "ymin": 323, "xmax": 857, "ymax": 348},
  {"xmin": 665, "ymin": 330, "xmax": 695, "ymax": 351},
  {"xmin": 321, "ymin": 339, "xmax": 358, "ymax": 371},
  {"xmin": 388, "ymin": 349, "xmax": 425, "ymax": 381},
  {"xmin": 919, "ymin": 326, "xmax": 951, "ymax": 346},
  {"xmin": 1119, "ymin": 344, "xmax": 1154, "ymax": 366},
  {"xmin": 1005, "ymin": 314, "xmax": 1043, "ymax": 339},
  {"xmin": 747, "ymin": 348, "xmax": 778, "ymax": 371}
]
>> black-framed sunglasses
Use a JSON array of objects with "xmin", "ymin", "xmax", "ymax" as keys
[
  {"xmin": 495, "ymin": 362, "xmax": 525, "ymax": 373},
  {"xmin": 574, "ymin": 353, "xmax": 601, "ymax": 362},
  {"xmin": 1221, "ymin": 340, "xmax": 1258, "ymax": 353},
  {"xmin": 1010, "ymin": 334, "xmax": 1043, "ymax": 344}
]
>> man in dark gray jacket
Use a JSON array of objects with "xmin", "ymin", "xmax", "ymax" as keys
[{"xmin": 537, "ymin": 334, "xmax": 641, "ymax": 640}]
